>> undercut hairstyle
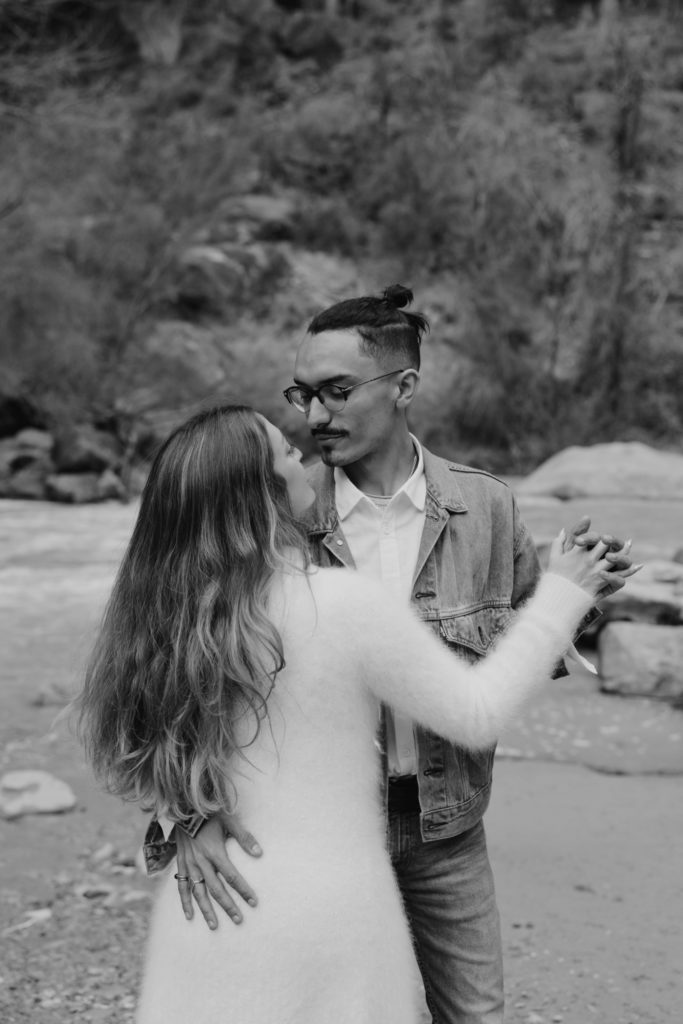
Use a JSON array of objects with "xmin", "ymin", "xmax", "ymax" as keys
[
  {"xmin": 76, "ymin": 405, "xmax": 308, "ymax": 827},
  {"xmin": 307, "ymin": 284, "xmax": 429, "ymax": 370}
]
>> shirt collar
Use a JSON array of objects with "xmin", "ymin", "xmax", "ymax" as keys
[{"xmin": 334, "ymin": 434, "xmax": 426, "ymax": 521}]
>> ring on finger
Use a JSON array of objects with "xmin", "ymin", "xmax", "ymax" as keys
[
  {"xmin": 190, "ymin": 877, "xmax": 206, "ymax": 892},
  {"xmin": 174, "ymin": 873, "xmax": 190, "ymax": 883}
]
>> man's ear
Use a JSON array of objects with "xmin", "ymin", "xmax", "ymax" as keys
[{"xmin": 395, "ymin": 369, "xmax": 420, "ymax": 410}]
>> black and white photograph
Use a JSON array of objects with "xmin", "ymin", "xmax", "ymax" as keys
[{"xmin": 1, "ymin": 2, "xmax": 682, "ymax": 1023}]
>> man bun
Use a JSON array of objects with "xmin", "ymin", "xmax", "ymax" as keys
[{"xmin": 382, "ymin": 284, "xmax": 413, "ymax": 309}]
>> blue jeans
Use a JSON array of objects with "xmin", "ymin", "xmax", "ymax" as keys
[{"xmin": 389, "ymin": 814, "xmax": 504, "ymax": 1024}]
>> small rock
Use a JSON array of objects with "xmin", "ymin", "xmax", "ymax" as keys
[
  {"xmin": 30, "ymin": 682, "xmax": 72, "ymax": 707},
  {"xmin": 52, "ymin": 422, "xmax": 122, "ymax": 474},
  {"xmin": 120, "ymin": 889, "xmax": 152, "ymax": 905},
  {"xmin": 0, "ymin": 770, "xmax": 77, "ymax": 818},
  {"xmin": 91, "ymin": 842, "xmax": 116, "ymax": 865},
  {"xmin": 45, "ymin": 472, "xmax": 102, "ymax": 504},
  {"xmin": 1, "ymin": 907, "xmax": 52, "ymax": 936},
  {"xmin": 96, "ymin": 468, "xmax": 128, "ymax": 502},
  {"xmin": 74, "ymin": 884, "xmax": 114, "ymax": 899},
  {"xmin": 14, "ymin": 428, "xmax": 53, "ymax": 452}
]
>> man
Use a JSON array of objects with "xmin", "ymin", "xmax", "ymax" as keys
[{"xmin": 147, "ymin": 285, "xmax": 632, "ymax": 1024}]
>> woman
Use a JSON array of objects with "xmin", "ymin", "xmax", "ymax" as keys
[{"xmin": 77, "ymin": 405, "xmax": 632, "ymax": 1024}]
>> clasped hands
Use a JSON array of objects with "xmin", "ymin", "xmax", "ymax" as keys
[
  {"xmin": 174, "ymin": 516, "xmax": 639, "ymax": 929},
  {"xmin": 563, "ymin": 514, "xmax": 640, "ymax": 596}
]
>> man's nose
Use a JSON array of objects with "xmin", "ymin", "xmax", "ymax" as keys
[{"xmin": 306, "ymin": 395, "xmax": 331, "ymax": 430}]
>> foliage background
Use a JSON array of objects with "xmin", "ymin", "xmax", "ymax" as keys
[{"xmin": 1, "ymin": 0, "xmax": 682, "ymax": 472}]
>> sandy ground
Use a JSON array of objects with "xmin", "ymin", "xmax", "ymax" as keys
[{"xmin": 1, "ymin": 496, "xmax": 681, "ymax": 1024}]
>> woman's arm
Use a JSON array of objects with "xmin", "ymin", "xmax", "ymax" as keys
[{"xmin": 355, "ymin": 536, "xmax": 627, "ymax": 749}]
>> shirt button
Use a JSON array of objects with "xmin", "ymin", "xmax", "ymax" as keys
[{"xmin": 336, "ymin": 539, "xmax": 343, "ymax": 546}]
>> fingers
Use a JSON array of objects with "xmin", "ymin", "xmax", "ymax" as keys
[
  {"xmin": 232, "ymin": 826, "xmax": 262, "ymax": 859},
  {"xmin": 587, "ymin": 540, "xmax": 608, "ymax": 563},
  {"xmin": 175, "ymin": 876, "xmax": 194, "ymax": 920},
  {"xmin": 188, "ymin": 845, "xmax": 258, "ymax": 927},
  {"xmin": 550, "ymin": 531, "xmax": 566, "ymax": 560},
  {"xmin": 181, "ymin": 848, "xmax": 218, "ymax": 928},
  {"xmin": 210, "ymin": 860, "xmax": 258, "ymax": 919},
  {"xmin": 571, "ymin": 529, "xmax": 625, "ymax": 553},
  {"xmin": 175, "ymin": 843, "xmax": 194, "ymax": 921},
  {"xmin": 598, "ymin": 571, "xmax": 626, "ymax": 592},
  {"xmin": 220, "ymin": 810, "xmax": 262, "ymax": 858},
  {"xmin": 190, "ymin": 872, "xmax": 221, "ymax": 930},
  {"xmin": 612, "ymin": 562, "xmax": 643, "ymax": 579},
  {"xmin": 567, "ymin": 516, "xmax": 591, "ymax": 542},
  {"xmin": 604, "ymin": 539, "xmax": 633, "ymax": 569},
  {"xmin": 183, "ymin": 854, "xmax": 240, "ymax": 929}
]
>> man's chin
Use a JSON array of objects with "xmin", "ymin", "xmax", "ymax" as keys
[
  {"xmin": 316, "ymin": 437, "xmax": 350, "ymax": 466},
  {"xmin": 319, "ymin": 449, "xmax": 346, "ymax": 467}
]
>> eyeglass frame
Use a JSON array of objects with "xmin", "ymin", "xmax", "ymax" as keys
[{"xmin": 283, "ymin": 368, "xmax": 410, "ymax": 414}]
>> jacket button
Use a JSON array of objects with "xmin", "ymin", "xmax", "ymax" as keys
[{"xmin": 336, "ymin": 539, "xmax": 343, "ymax": 546}]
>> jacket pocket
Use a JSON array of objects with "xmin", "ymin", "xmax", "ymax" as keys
[{"xmin": 439, "ymin": 607, "xmax": 514, "ymax": 659}]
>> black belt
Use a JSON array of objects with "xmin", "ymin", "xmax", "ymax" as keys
[{"xmin": 388, "ymin": 775, "xmax": 420, "ymax": 814}]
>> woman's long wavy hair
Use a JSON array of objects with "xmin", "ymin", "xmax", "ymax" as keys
[{"xmin": 76, "ymin": 405, "xmax": 309, "ymax": 826}]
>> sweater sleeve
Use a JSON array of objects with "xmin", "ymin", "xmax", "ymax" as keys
[{"xmin": 354, "ymin": 573, "xmax": 594, "ymax": 750}]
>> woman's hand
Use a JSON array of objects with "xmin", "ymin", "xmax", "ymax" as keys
[
  {"xmin": 548, "ymin": 529, "xmax": 642, "ymax": 598},
  {"xmin": 565, "ymin": 515, "xmax": 639, "ymax": 598},
  {"xmin": 175, "ymin": 812, "xmax": 262, "ymax": 930}
]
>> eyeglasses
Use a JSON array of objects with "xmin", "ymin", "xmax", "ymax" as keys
[{"xmin": 283, "ymin": 368, "xmax": 408, "ymax": 414}]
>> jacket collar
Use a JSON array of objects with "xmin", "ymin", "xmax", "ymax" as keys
[{"xmin": 303, "ymin": 444, "xmax": 468, "ymax": 536}]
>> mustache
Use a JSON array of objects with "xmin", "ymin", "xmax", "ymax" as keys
[{"xmin": 311, "ymin": 428, "xmax": 347, "ymax": 438}]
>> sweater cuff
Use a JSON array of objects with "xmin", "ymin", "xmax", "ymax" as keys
[{"xmin": 534, "ymin": 572, "xmax": 595, "ymax": 628}]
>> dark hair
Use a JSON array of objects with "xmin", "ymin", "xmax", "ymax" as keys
[
  {"xmin": 76, "ymin": 405, "xmax": 308, "ymax": 827},
  {"xmin": 307, "ymin": 284, "xmax": 429, "ymax": 370}
]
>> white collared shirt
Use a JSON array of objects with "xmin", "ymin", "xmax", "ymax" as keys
[{"xmin": 334, "ymin": 435, "xmax": 427, "ymax": 777}]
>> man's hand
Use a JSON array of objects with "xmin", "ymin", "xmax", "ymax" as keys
[
  {"xmin": 566, "ymin": 516, "xmax": 641, "ymax": 597},
  {"xmin": 175, "ymin": 811, "xmax": 262, "ymax": 930}
]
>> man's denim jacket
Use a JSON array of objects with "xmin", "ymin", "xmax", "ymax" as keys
[
  {"xmin": 303, "ymin": 447, "xmax": 555, "ymax": 843},
  {"xmin": 144, "ymin": 445, "xmax": 577, "ymax": 869}
]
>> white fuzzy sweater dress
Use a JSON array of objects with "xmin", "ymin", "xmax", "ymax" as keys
[{"xmin": 136, "ymin": 566, "xmax": 594, "ymax": 1024}]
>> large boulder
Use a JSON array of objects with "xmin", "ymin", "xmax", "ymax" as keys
[
  {"xmin": 578, "ymin": 560, "xmax": 683, "ymax": 638},
  {"xmin": 117, "ymin": 0, "xmax": 184, "ymax": 66},
  {"xmin": 0, "ymin": 430, "xmax": 55, "ymax": 499},
  {"xmin": 52, "ymin": 423, "xmax": 123, "ymax": 474},
  {"xmin": 0, "ymin": 389, "xmax": 43, "ymax": 438},
  {"xmin": 278, "ymin": 13, "xmax": 344, "ymax": 68},
  {"xmin": 172, "ymin": 242, "xmax": 290, "ymax": 315},
  {"xmin": 598, "ymin": 622, "xmax": 683, "ymax": 701},
  {"xmin": 116, "ymin": 320, "xmax": 234, "ymax": 460},
  {"xmin": 209, "ymin": 195, "xmax": 299, "ymax": 244},
  {"xmin": 594, "ymin": 560, "xmax": 683, "ymax": 628},
  {"xmin": 45, "ymin": 470, "xmax": 127, "ymax": 504},
  {"xmin": 517, "ymin": 442, "xmax": 683, "ymax": 500}
]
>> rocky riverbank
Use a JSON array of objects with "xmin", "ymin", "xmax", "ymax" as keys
[{"xmin": 1, "ymin": 491, "xmax": 682, "ymax": 1024}]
